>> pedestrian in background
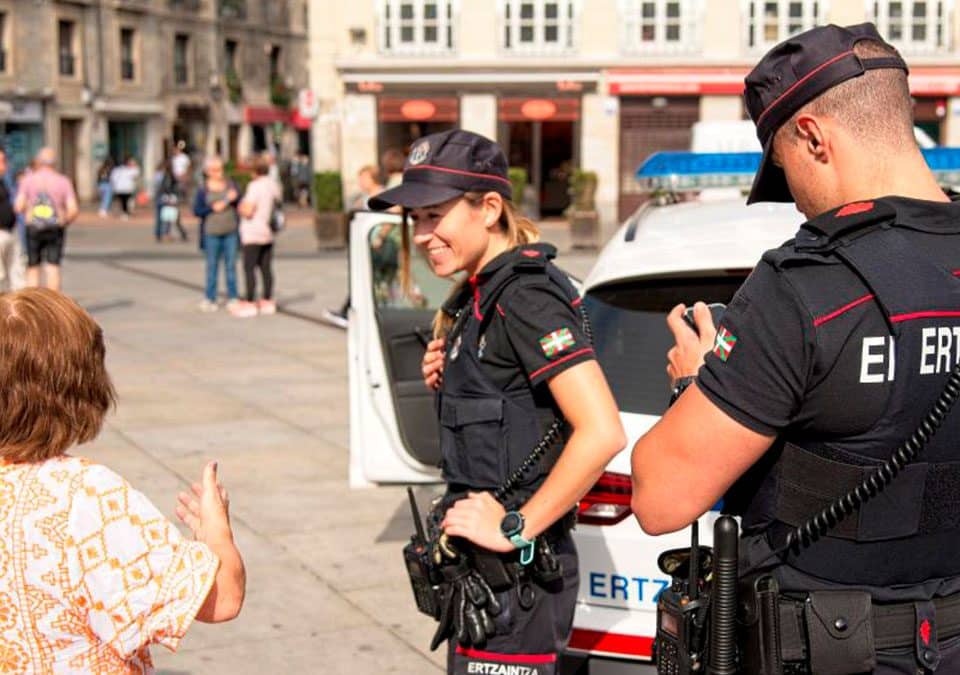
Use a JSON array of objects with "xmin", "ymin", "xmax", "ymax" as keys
[
  {"xmin": 381, "ymin": 147, "xmax": 405, "ymax": 189},
  {"xmin": 0, "ymin": 148, "xmax": 24, "ymax": 291},
  {"xmin": 14, "ymin": 147, "xmax": 78, "ymax": 292},
  {"xmin": 0, "ymin": 288, "xmax": 245, "ymax": 672},
  {"xmin": 193, "ymin": 156, "xmax": 240, "ymax": 312},
  {"xmin": 323, "ymin": 164, "xmax": 386, "ymax": 328},
  {"xmin": 96, "ymin": 157, "xmax": 114, "ymax": 217},
  {"xmin": 155, "ymin": 159, "xmax": 187, "ymax": 243},
  {"xmin": 110, "ymin": 156, "xmax": 141, "ymax": 220},
  {"xmin": 232, "ymin": 154, "xmax": 282, "ymax": 318},
  {"xmin": 171, "ymin": 140, "xmax": 192, "ymax": 201}
]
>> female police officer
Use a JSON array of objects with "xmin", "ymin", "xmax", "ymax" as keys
[{"xmin": 370, "ymin": 129, "xmax": 624, "ymax": 674}]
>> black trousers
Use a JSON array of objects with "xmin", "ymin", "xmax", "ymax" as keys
[
  {"xmin": 242, "ymin": 243, "xmax": 274, "ymax": 301},
  {"xmin": 446, "ymin": 533, "xmax": 578, "ymax": 675}
]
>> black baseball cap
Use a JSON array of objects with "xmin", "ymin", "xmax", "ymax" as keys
[
  {"xmin": 744, "ymin": 23, "xmax": 908, "ymax": 204},
  {"xmin": 368, "ymin": 129, "xmax": 513, "ymax": 210}
]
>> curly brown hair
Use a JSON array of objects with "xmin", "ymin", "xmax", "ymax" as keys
[{"xmin": 0, "ymin": 289, "xmax": 116, "ymax": 463}]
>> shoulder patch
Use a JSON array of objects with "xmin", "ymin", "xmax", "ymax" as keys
[
  {"xmin": 712, "ymin": 326, "xmax": 737, "ymax": 362},
  {"xmin": 539, "ymin": 327, "xmax": 576, "ymax": 358}
]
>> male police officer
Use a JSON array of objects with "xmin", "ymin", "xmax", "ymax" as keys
[{"xmin": 631, "ymin": 23, "xmax": 960, "ymax": 673}]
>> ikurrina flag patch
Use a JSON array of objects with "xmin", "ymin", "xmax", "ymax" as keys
[
  {"xmin": 540, "ymin": 328, "xmax": 576, "ymax": 358},
  {"xmin": 713, "ymin": 326, "xmax": 737, "ymax": 362}
]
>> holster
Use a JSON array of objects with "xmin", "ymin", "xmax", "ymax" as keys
[{"xmin": 738, "ymin": 574, "xmax": 784, "ymax": 675}]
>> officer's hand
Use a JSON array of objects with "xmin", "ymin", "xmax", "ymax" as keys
[
  {"xmin": 441, "ymin": 492, "xmax": 513, "ymax": 553},
  {"xmin": 666, "ymin": 302, "xmax": 717, "ymax": 385},
  {"xmin": 422, "ymin": 338, "xmax": 445, "ymax": 391}
]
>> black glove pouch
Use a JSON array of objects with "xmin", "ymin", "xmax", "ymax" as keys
[
  {"xmin": 803, "ymin": 591, "xmax": 876, "ymax": 675},
  {"xmin": 738, "ymin": 574, "xmax": 784, "ymax": 675}
]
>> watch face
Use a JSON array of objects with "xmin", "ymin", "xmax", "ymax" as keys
[{"xmin": 500, "ymin": 512, "xmax": 523, "ymax": 536}]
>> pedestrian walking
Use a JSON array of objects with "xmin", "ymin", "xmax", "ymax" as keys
[
  {"xmin": 193, "ymin": 156, "xmax": 240, "ymax": 312},
  {"xmin": 0, "ymin": 288, "xmax": 245, "ymax": 673},
  {"xmin": 110, "ymin": 156, "xmax": 141, "ymax": 220},
  {"xmin": 233, "ymin": 155, "xmax": 282, "ymax": 318},
  {"xmin": 0, "ymin": 148, "xmax": 24, "ymax": 291},
  {"xmin": 96, "ymin": 157, "xmax": 114, "ymax": 217},
  {"xmin": 371, "ymin": 130, "xmax": 625, "ymax": 673},
  {"xmin": 13, "ymin": 147, "xmax": 78, "ymax": 292},
  {"xmin": 155, "ymin": 159, "xmax": 188, "ymax": 242}
]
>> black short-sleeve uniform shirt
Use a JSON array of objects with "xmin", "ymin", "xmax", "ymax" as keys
[
  {"xmin": 698, "ymin": 197, "xmax": 960, "ymax": 446},
  {"xmin": 468, "ymin": 249, "xmax": 594, "ymax": 394}
]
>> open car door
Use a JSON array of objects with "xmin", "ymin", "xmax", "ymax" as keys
[{"xmin": 348, "ymin": 211, "xmax": 454, "ymax": 486}]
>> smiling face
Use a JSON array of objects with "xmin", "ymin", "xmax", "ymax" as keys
[{"xmin": 409, "ymin": 193, "xmax": 505, "ymax": 278}]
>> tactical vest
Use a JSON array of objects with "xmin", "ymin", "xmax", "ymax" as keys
[
  {"xmin": 731, "ymin": 199, "xmax": 960, "ymax": 587},
  {"xmin": 438, "ymin": 244, "xmax": 578, "ymax": 506}
]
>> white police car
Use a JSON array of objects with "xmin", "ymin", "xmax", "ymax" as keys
[{"xmin": 347, "ymin": 148, "xmax": 960, "ymax": 671}]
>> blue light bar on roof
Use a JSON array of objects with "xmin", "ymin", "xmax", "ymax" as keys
[{"xmin": 636, "ymin": 148, "xmax": 960, "ymax": 193}]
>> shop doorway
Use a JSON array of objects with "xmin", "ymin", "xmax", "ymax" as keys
[
  {"xmin": 108, "ymin": 120, "xmax": 144, "ymax": 164},
  {"xmin": 59, "ymin": 118, "xmax": 80, "ymax": 187},
  {"xmin": 503, "ymin": 120, "xmax": 575, "ymax": 218},
  {"xmin": 913, "ymin": 98, "xmax": 944, "ymax": 145}
]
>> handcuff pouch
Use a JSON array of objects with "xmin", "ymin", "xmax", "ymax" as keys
[{"xmin": 803, "ymin": 591, "xmax": 876, "ymax": 675}]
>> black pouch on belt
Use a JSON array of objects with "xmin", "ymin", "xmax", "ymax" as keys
[
  {"xmin": 738, "ymin": 574, "xmax": 785, "ymax": 675},
  {"xmin": 803, "ymin": 591, "xmax": 876, "ymax": 675}
]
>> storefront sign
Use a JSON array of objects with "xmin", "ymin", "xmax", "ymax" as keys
[
  {"xmin": 400, "ymin": 100, "xmax": 437, "ymax": 121},
  {"xmin": 244, "ymin": 106, "xmax": 291, "ymax": 125},
  {"xmin": 498, "ymin": 98, "xmax": 580, "ymax": 122},
  {"xmin": 378, "ymin": 97, "xmax": 458, "ymax": 123},
  {"xmin": 298, "ymin": 89, "xmax": 320, "ymax": 119},
  {"xmin": 358, "ymin": 81, "xmax": 384, "ymax": 93},
  {"xmin": 605, "ymin": 67, "xmax": 960, "ymax": 98},
  {"xmin": 8, "ymin": 100, "xmax": 44, "ymax": 123}
]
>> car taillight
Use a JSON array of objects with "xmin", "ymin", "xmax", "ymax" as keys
[{"xmin": 578, "ymin": 471, "xmax": 632, "ymax": 525}]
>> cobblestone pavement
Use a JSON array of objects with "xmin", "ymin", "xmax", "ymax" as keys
[{"xmin": 55, "ymin": 210, "xmax": 608, "ymax": 674}]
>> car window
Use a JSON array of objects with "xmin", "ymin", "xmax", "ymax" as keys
[
  {"xmin": 369, "ymin": 221, "xmax": 456, "ymax": 310},
  {"xmin": 584, "ymin": 273, "xmax": 748, "ymax": 415}
]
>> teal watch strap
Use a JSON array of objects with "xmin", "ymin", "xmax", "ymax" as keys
[{"xmin": 508, "ymin": 532, "xmax": 536, "ymax": 566}]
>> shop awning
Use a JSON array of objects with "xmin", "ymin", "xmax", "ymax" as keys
[
  {"xmin": 244, "ymin": 106, "xmax": 292, "ymax": 125},
  {"xmin": 606, "ymin": 66, "xmax": 960, "ymax": 97}
]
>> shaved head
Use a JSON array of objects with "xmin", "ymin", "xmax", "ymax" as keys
[{"xmin": 36, "ymin": 147, "xmax": 56, "ymax": 166}]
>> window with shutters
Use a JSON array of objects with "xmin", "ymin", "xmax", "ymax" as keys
[
  {"xmin": 869, "ymin": 0, "xmax": 952, "ymax": 53},
  {"xmin": 500, "ymin": 0, "xmax": 579, "ymax": 55},
  {"xmin": 744, "ymin": 0, "xmax": 822, "ymax": 50},
  {"xmin": 620, "ymin": 0, "xmax": 702, "ymax": 54},
  {"xmin": 379, "ymin": 0, "xmax": 457, "ymax": 55}
]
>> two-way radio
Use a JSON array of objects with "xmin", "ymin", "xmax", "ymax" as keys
[{"xmin": 655, "ymin": 516, "xmax": 740, "ymax": 675}]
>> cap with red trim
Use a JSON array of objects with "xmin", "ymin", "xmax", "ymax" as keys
[
  {"xmin": 368, "ymin": 129, "xmax": 513, "ymax": 210},
  {"xmin": 744, "ymin": 23, "xmax": 908, "ymax": 205}
]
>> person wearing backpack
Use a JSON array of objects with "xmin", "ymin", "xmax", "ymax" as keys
[{"xmin": 13, "ymin": 147, "xmax": 78, "ymax": 292}]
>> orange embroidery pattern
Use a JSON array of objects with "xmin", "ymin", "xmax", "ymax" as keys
[{"xmin": 0, "ymin": 457, "xmax": 219, "ymax": 673}]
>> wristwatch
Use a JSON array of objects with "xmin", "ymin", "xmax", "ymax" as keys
[
  {"xmin": 500, "ymin": 511, "xmax": 536, "ymax": 565},
  {"xmin": 670, "ymin": 376, "xmax": 697, "ymax": 406}
]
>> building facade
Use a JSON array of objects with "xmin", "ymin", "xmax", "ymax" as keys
[
  {"xmin": 0, "ymin": 0, "xmax": 309, "ymax": 200},
  {"xmin": 308, "ymin": 0, "xmax": 960, "ymax": 237}
]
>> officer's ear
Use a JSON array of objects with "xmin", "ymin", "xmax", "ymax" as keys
[
  {"xmin": 795, "ymin": 114, "xmax": 829, "ymax": 164},
  {"xmin": 481, "ymin": 192, "xmax": 504, "ymax": 231}
]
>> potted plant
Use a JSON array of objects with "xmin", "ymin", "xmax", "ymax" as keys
[
  {"xmin": 313, "ymin": 171, "xmax": 346, "ymax": 249},
  {"xmin": 270, "ymin": 75, "xmax": 292, "ymax": 109},
  {"xmin": 225, "ymin": 69, "xmax": 243, "ymax": 105},
  {"xmin": 567, "ymin": 169, "xmax": 599, "ymax": 249}
]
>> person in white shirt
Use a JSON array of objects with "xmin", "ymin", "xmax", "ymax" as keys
[{"xmin": 109, "ymin": 156, "xmax": 141, "ymax": 220}]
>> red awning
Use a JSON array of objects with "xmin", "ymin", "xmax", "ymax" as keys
[
  {"xmin": 606, "ymin": 66, "xmax": 960, "ymax": 97},
  {"xmin": 244, "ymin": 106, "xmax": 292, "ymax": 125},
  {"xmin": 290, "ymin": 110, "xmax": 312, "ymax": 130}
]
